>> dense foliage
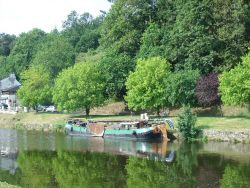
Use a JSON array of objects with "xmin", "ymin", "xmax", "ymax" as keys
[
  {"xmin": 166, "ymin": 70, "xmax": 200, "ymax": 107},
  {"xmin": 1, "ymin": 0, "xmax": 250, "ymax": 113},
  {"xmin": 125, "ymin": 57, "xmax": 171, "ymax": 114},
  {"xmin": 219, "ymin": 52, "xmax": 250, "ymax": 108},
  {"xmin": 53, "ymin": 62, "xmax": 104, "ymax": 116},
  {"xmin": 196, "ymin": 73, "xmax": 221, "ymax": 107},
  {"xmin": 17, "ymin": 65, "xmax": 53, "ymax": 109}
]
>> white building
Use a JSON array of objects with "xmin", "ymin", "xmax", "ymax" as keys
[{"xmin": 0, "ymin": 74, "xmax": 21, "ymax": 110}]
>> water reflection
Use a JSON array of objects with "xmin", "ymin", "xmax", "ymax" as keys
[{"xmin": 0, "ymin": 129, "xmax": 249, "ymax": 188}]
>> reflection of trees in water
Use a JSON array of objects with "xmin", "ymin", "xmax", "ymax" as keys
[
  {"xmin": 52, "ymin": 151, "xmax": 127, "ymax": 188},
  {"xmin": 17, "ymin": 151, "xmax": 127, "ymax": 188},
  {"xmin": 9, "ymin": 143, "xmax": 250, "ymax": 188},
  {"xmin": 0, "ymin": 169, "xmax": 21, "ymax": 187},
  {"xmin": 125, "ymin": 143, "xmax": 201, "ymax": 188},
  {"xmin": 18, "ymin": 151, "xmax": 56, "ymax": 188},
  {"xmin": 220, "ymin": 164, "xmax": 250, "ymax": 188}
]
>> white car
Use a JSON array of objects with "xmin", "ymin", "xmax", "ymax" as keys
[{"xmin": 45, "ymin": 106, "xmax": 56, "ymax": 112}]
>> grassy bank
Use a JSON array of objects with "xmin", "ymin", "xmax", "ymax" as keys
[
  {"xmin": 0, "ymin": 112, "xmax": 70, "ymax": 131},
  {"xmin": 0, "ymin": 112, "xmax": 249, "ymax": 131}
]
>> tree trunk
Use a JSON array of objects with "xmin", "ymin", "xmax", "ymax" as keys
[
  {"xmin": 86, "ymin": 108, "xmax": 90, "ymax": 117},
  {"xmin": 218, "ymin": 105, "xmax": 223, "ymax": 117},
  {"xmin": 156, "ymin": 108, "xmax": 160, "ymax": 117}
]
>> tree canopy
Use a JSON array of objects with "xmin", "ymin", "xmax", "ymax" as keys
[
  {"xmin": 219, "ymin": 52, "xmax": 250, "ymax": 108},
  {"xmin": 17, "ymin": 65, "xmax": 53, "ymax": 109},
  {"xmin": 125, "ymin": 57, "xmax": 170, "ymax": 113},
  {"xmin": 53, "ymin": 62, "xmax": 105, "ymax": 116}
]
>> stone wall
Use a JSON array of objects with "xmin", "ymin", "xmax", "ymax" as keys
[{"xmin": 203, "ymin": 130, "xmax": 250, "ymax": 143}]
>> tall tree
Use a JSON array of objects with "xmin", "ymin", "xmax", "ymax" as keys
[
  {"xmin": 166, "ymin": 70, "xmax": 200, "ymax": 107},
  {"xmin": 125, "ymin": 57, "xmax": 171, "ymax": 114},
  {"xmin": 32, "ymin": 33, "xmax": 75, "ymax": 77},
  {"xmin": 5, "ymin": 29, "xmax": 46, "ymax": 78},
  {"xmin": 219, "ymin": 51, "xmax": 250, "ymax": 109},
  {"xmin": 0, "ymin": 33, "xmax": 16, "ymax": 56},
  {"xmin": 99, "ymin": 0, "xmax": 156, "ymax": 99},
  {"xmin": 17, "ymin": 65, "xmax": 53, "ymax": 109},
  {"xmin": 62, "ymin": 11, "xmax": 103, "ymax": 53},
  {"xmin": 53, "ymin": 62, "xmax": 104, "ymax": 116}
]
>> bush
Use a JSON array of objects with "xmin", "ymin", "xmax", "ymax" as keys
[{"xmin": 178, "ymin": 106, "xmax": 200, "ymax": 140}]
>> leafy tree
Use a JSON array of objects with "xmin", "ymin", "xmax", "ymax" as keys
[
  {"xmin": 213, "ymin": 0, "xmax": 248, "ymax": 72},
  {"xmin": 166, "ymin": 70, "xmax": 200, "ymax": 107},
  {"xmin": 147, "ymin": 0, "xmax": 249, "ymax": 74},
  {"xmin": 62, "ymin": 11, "xmax": 103, "ymax": 53},
  {"xmin": 32, "ymin": 33, "xmax": 75, "ymax": 77},
  {"xmin": 17, "ymin": 65, "xmax": 53, "ymax": 109},
  {"xmin": 0, "ymin": 33, "xmax": 16, "ymax": 56},
  {"xmin": 137, "ymin": 23, "xmax": 164, "ymax": 59},
  {"xmin": 195, "ymin": 73, "xmax": 221, "ymax": 107},
  {"xmin": 219, "ymin": 52, "xmax": 250, "ymax": 108},
  {"xmin": 98, "ymin": 51, "xmax": 134, "ymax": 99},
  {"xmin": 53, "ymin": 62, "xmax": 104, "ymax": 116},
  {"xmin": 0, "ymin": 56, "xmax": 7, "ymax": 79},
  {"xmin": 5, "ymin": 29, "xmax": 46, "ymax": 78},
  {"xmin": 125, "ymin": 57, "xmax": 171, "ymax": 114},
  {"xmin": 100, "ymin": 0, "xmax": 155, "ymax": 57}
]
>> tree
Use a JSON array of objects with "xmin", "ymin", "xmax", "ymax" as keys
[
  {"xmin": 195, "ymin": 73, "xmax": 221, "ymax": 107},
  {"xmin": 100, "ymin": 0, "xmax": 155, "ymax": 57},
  {"xmin": 219, "ymin": 52, "xmax": 250, "ymax": 108},
  {"xmin": 98, "ymin": 50, "xmax": 134, "ymax": 99},
  {"xmin": 53, "ymin": 62, "xmax": 104, "ymax": 116},
  {"xmin": 17, "ymin": 65, "xmax": 53, "ymax": 109},
  {"xmin": 137, "ymin": 23, "xmax": 164, "ymax": 59},
  {"xmin": 5, "ymin": 29, "xmax": 46, "ymax": 78},
  {"xmin": 166, "ymin": 70, "xmax": 200, "ymax": 107},
  {"xmin": 32, "ymin": 33, "xmax": 75, "ymax": 77},
  {"xmin": 125, "ymin": 57, "xmax": 171, "ymax": 114},
  {"xmin": 62, "ymin": 11, "xmax": 103, "ymax": 53},
  {"xmin": 0, "ymin": 33, "xmax": 16, "ymax": 56}
]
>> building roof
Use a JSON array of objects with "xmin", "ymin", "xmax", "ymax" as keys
[{"xmin": 0, "ymin": 74, "xmax": 21, "ymax": 92}]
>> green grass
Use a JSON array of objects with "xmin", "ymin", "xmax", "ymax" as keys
[{"xmin": 196, "ymin": 117, "xmax": 250, "ymax": 130}]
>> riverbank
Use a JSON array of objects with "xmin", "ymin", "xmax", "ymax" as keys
[{"xmin": 0, "ymin": 112, "xmax": 249, "ymax": 143}]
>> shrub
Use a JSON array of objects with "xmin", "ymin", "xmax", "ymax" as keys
[{"xmin": 178, "ymin": 106, "xmax": 200, "ymax": 140}]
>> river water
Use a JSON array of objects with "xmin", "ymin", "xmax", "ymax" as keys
[{"xmin": 0, "ymin": 129, "xmax": 250, "ymax": 188}]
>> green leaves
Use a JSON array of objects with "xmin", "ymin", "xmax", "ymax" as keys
[
  {"xmin": 178, "ymin": 106, "xmax": 199, "ymax": 141},
  {"xmin": 53, "ymin": 62, "xmax": 105, "ymax": 115},
  {"xmin": 125, "ymin": 57, "xmax": 170, "ymax": 112},
  {"xmin": 166, "ymin": 70, "xmax": 200, "ymax": 107},
  {"xmin": 219, "ymin": 52, "xmax": 250, "ymax": 107},
  {"xmin": 17, "ymin": 65, "xmax": 53, "ymax": 108},
  {"xmin": 32, "ymin": 34, "xmax": 75, "ymax": 77}
]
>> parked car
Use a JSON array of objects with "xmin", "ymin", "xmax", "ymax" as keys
[
  {"xmin": 45, "ymin": 106, "xmax": 57, "ymax": 112},
  {"xmin": 0, "ymin": 103, "xmax": 8, "ymax": 110},
  {"xmin": 37, "ymin": 105, "xmax": 46, "ymax": 112}
]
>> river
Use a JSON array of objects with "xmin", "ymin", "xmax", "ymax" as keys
[{"xmin": 0, "ymin": 129, "xmax": 250, "ymax": 188}]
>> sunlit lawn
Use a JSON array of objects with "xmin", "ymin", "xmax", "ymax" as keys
[{"xmin": 196, "ymin": 117, "xmax": 250, "ymax": 130}]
